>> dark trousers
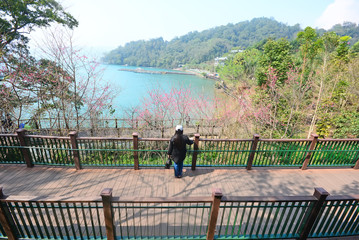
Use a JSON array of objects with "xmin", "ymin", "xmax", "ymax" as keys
[{"xmin": 174, "ymin": 161, "xmax": 183, "ymax": 177}]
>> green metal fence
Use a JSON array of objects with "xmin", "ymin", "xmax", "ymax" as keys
[
  {"xmin": 216, "ymin": 197, "xmax": 315, "ymax": 239},
  {"xmin": 137, "ymin": 138, "xmax": 172, "ymax": 167},
  {"xmin": 253, "ymin": 140, "xmax": 311, "ymax": 167},
  {"xmin": 2, "ymin": 199, "xmax": 105, "ymax": 240},
  {"xmin": 0, "ymin": 132, "xmax": 358, "ymax": 169},
  {"xmin": 309, "ymin": 197, "xmax": 359, "ymax": 238},
  {"xmin": 0, "ymin": 134, "xmax": 24, "ymax": 164},
  {"xmin": 25, "ymin": 135, "xmax": 73, "ymax": 166},
  {"xmin": 196, "ymin": 139, "xmax": 251, "ymax": 167},
  {"xmin": 310, "ymin": 140, "xmax": 359, "ymax": 167},
  {"xmin": 77, "ymin": 137, "xmax": 133, "ymax": 167},
  {"xmin": 112, "ymin": 200, "xmax": 212, "ymax": 239},
  {"xmin": 0, "ymin": 188, "xmax": 358, "ymax": 240}
]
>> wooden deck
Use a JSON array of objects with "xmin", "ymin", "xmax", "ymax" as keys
[{"xmin": 0, "ymin": 165, "xmax": 358, "ymax": 198}]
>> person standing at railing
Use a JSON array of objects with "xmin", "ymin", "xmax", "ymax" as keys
[{"xmin": 168, "ymin": 125, "xmax": 193, "ymax": 178}]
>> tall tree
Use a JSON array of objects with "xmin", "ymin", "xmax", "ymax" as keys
[
  {"xmin": 256, "ymin": 38, "xmax": 292, "ymax": 86},
  {"xmin": 0, "ymin": 0, "xmax": 78, "ymax": 51}
]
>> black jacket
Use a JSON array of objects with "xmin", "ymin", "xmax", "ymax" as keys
[{"xmin": 167, "ymin": 134, "xmax": 193, "ymax": 163}]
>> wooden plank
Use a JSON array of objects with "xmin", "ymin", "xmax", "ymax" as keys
[{"xmin": 0, "ymin": 166, "xmax": 359, "ymax": 200}]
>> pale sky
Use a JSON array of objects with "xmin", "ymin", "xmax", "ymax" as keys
[{"xmin": 29, "ymin": 0, "xmax": 359, "ymax": 55}]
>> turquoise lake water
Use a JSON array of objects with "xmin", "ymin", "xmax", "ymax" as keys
[{"xmin": 102, "ymin": 65, "xmax": 215, "ymax": 117}]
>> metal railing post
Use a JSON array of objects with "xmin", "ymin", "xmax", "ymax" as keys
[
  {"xmin": 191, "ymin": 134, "xmax": 200, "ymax": 170},
  {"xmin": 101, "ymin": 188, "xmax": 115, "ymax": 240},
  {"xmin": 298, "ymin": 187, "xmax": 329, "ymax": 240},
  {"xmin": 132, "ymin": 133, "xmax": 139, "ymax": 170},
  {"xmin": 0, "ymin": 187, "xmax": 18, "ymax": 240},
  {"xmin": 247, "ymin": 134, "xmax": 260, "ymax": 170},
  {"xmin": 206, "ymin": 188, "xmax": 223, "ymax": 240},
  {"xmin": 69, "ymin": 131, "xmax": 81, "ymax": 170},
  {"xmin": 302, "ymin": 134, "xmax": 319, "ymax": 170},
  {"xmin": 16, "ymin": 129, "xmax": 33, "ymax": 168}
]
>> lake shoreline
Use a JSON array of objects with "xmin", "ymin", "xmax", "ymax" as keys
[
  {"xmin": 118, "ymin": 68, "xmax": 196, "ymax": 75},
  {"xmin": 174, "ymin": 67, "xmax": 220, "ymax": 80}
]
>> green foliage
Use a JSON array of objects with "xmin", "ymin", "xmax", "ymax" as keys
[
  {"xmin": 256, "ymin": 38, "xmax": 292, "ymax": 86},
  {"xmin": 316, "ymin": 113, "xmax": 332, "ymax": 138},
  {"xmin": 0, "ymin": 0, "xmax": 78, "ymax": 50},
  {"xmin": 335, "ymin": 36, "xmax": 351, "ymax": 64},
  {"xmin": 330, "ymin": 22, "xmax": 359, "ymax": 46},
  {"xmin": 351, "ymin": 41, "xmax": 359, "ymax": 55},
  {"xmin": 0, "ymin": 148, "xmax": 23, "ymax": 163},
  {"xmin": 315, "ymin": 77, "xmax": 356, "ymax": 138},
  {"xmin": 295, "ymin": 27, "xmax": 322, "ymax": 83},
  {"xmin": 103, "ymin": 18, "xmax": 301, "ymax": 68},
  {"xmin": 332, "ymin": 111, "xmax": 359, "ymax": 138},
  {"xmin": 217, "ymin": 25, "xmax": 359, "ymax": 139}
]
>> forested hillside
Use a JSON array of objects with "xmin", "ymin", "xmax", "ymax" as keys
[
  {"xmin": 103, "ymin": 18, "xmax": 359, "ymax": 69},
  {"xmin": 103, "ymin": 18, "xmax": 301, "ymax": 68},
  {"xmin": 215, "ymin": 26, "xmax": 359, "ymax": 139}
]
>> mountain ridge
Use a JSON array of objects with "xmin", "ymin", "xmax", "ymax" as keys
[{"xmin": 103, "ymin": 17, "xmax": 359, "ymax": 68}]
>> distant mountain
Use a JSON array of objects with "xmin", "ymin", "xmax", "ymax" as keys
[
  {"xmin": 326, "ymin": 22, "xmax": 359, "ymax": 47},
  {"xmin": 103, "ymin": 18, "xmax": 359, "ymax": 68}
]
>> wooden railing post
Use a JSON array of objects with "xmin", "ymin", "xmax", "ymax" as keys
[
  {"xmin": 299, "ymin": 187, "xmax": 329, "ymax": 240},
  {"xmin": 206, "ymin": 188, "xmax": 223, "ymax": 240},
  {"xmin": 101, "ymin": 188, "xmax": 115, "ymax": 240},
  {"xmin": 354, "ymin": 157, "xmax": 359, "ymax": 169},
  {"xmin": 16, "ymin": 129, "xmax": 33, "ymax": 168},
  {"xmin": 302, "ymin": 134, "xmax": 319, "ymax": 170},
  {"xmin": 115, "ymin": 119, "xmax": 120, "ymax": 137},
  {"xmin": 354, "ymin": 149, "xmax": 359, "ymax": 169},
  {"xmin": 191, "ymin": 134, "xmax": 200, "ymax": 170},
  {"xmin": 0, "ymin": 187, "xmax": 18, "ymax": 240},
  {"xmin": 247, "ymin": 134, "xmax": 260, "ymax": 170},
  {"xmin": 69, "ymin": 131, "xmax": 81, "ymax": 170},
  {"xmin": 132, "ymin": 133, "xmax": 139, "ymax": 170}
]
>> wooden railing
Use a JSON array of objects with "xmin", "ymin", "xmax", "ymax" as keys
[
  {"xmin": 0, "ymin": 187, "xmax": 358, "ymax": 239},
  {"xmin": 0, "ymin": 129, "xmax": 358, "ymax": 170}
]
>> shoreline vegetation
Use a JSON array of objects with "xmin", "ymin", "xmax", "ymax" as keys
[{"xmin": 118, "ymin": 67, "xmax": 220, "ymax": 80}]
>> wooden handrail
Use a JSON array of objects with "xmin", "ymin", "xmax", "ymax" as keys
[
  {"xmin": 222, "ymin": 195, "xmax": 317, "ymax": 202},
  {"xmin": 1, "ymin": 132, "xmax": 358, "ymax": 142},
  {"xmin": 199, "ymin": 138, "xmax": 252, "ymax": 142},
  {"xmin": 77, "ymin": 137, "xmax": 132, "ymax": 140},
  {"xmin": 260, "ymin": 139, "xmax": 311, "ymax": 142},
  {"xmin": 111, "ymin": 196, "xmax": 213, "ymax": 203},
  {"xmin": 0, "ymin": 134, "xmax": 17, "ymax": 137},
  {"xmin": 6, "ymin": 192, "xmax": 359, "ymax": 205},
  {"xmin": 138, "ymin": 137, "xmax": 169, "ymax": 141},
  {"xmin": 1, "ymin": 196, "xmax": 102, "ymax": 203},
  {"xmin": 24, "ymin": 135, "xmax": 70, "ymax": 140}
]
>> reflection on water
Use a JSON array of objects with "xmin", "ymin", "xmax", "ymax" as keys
[{"xmin": 103, "ymin": 65, "xmax": 215, "ymax": 117}]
